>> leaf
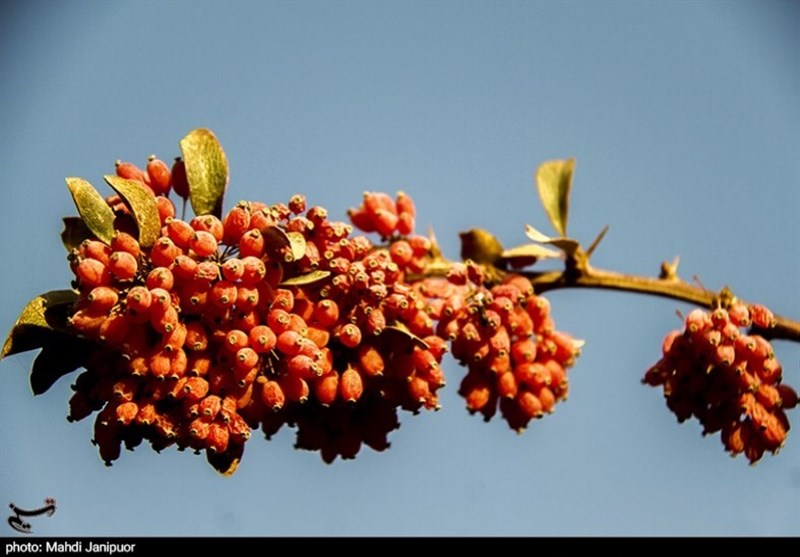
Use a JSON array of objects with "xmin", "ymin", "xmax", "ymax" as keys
[
  {"xmin": 536, "ymin": 158, "xmax": 575, "ymax": 237},
  {"xmin": 524, "ymin": 224, "xmax": 581, "ymax": 259},
  {"xmin": 61, "ymin": 217, "xmax": 95, "ymax": 251},
  {"xmin": 525, "ymin": 224, "xmax": 553, "ymax": 244},
  {"xmin": 2, "ymin": 290, "xmax": 78, "ymax": 359},
  {"xmin": 286, "ymin": 232, "xmax": 306, "ymax": 261},
  {"xmin": 104, "ymin": 175, "xmax": 161, "ymax": 248},
  {"xmin": 30, "ymin": 336, "xmax": 93, "ymax": 395},
  {"xmin": 263, "ymin": 225, "xmax": 291, "ymax": 251},
  {"xmin": 65, "ymin": 177, "xmax": 115, "ymax": 245},
  {"xmin": 280, "ymin": 270, "xmax": 331, "ymax": 287},
  {"xmin": 500, "ymin": 243, "xmax": 562, "ymax": 261},
  {"xmin": 179, "ymin": 128, "xmax": 229, "ymax": 218},
  {"xmin": 207, "ymin": 441, "xmax": 244, "ymax": 477},
  {"xmin": 263, "ymin": 226, "xmax": 305, "ymax": 262},
  {"xmin": 383, "ymin": 324, "xmax": 429, "ymax": 350},
  {"xmin": 459, "ymin": 228, "xmax": 504, "ymax": 265}
]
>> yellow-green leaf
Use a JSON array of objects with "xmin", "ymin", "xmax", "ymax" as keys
[
  {"xmin": 524, "ymin": 224, "xmax": 581, "ymax": 259},
  {"xmin": 286, "ymin": 232, "xmax": 306, "ymax": 262},
  {"xmin": 2, "ymin": 290, "xmax": 78, "ymax": 359},
  {"xmin": 536, "ymin": 158, "xmax": 575, "ymax": 237},
  {"xmin": 179, "ymin": 128, "xmax": 229, "ymax": 218},
  {"xmin": 66, "ymin": 177, "xmax": 115, "ymax": 245},
  {"xmin": 61, "ymin": 217, "xmax": 95, "ymax": 251},
  {"xmin": 280, "ymin": 270, "xmax": 331, "ymax": 287},
  {"xmin": 104, "ymin": 175, "xmax": 161, "ymax": 248},
  {"xmin": 501, "ymin": 243, "xmax": 562, "ymax": 261},
  {"xmin": 525, "ymin": 224, "xmax": 552, "ymax": 244},
  {"xmin": 459, "ymin": 228, "xmax": 504, "ymax": 265}
]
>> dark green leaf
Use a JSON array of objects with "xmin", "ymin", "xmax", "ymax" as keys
[
  {"xmin": 61, "ymin": 217, "xmax": 95, "ymax": 251},
  {"xmin": 207, "ymin": 440, "xmax": 244, "ymax": 477},
  {"xmin": 263, "ymin": 225, "xmax": 290, "ymax": 250},
  {"xmin": 280, "ymin": 270, "xmax": 331, "ymax": 287},
  {"xmin": 383, "ymin": 324, "xmax": 429, "ymax": 350},
  {"xmin": 104, "ymin": 175, "xmax": 161, "ymax": 248},
  {"xmin": 2, "ymin": 290, "xmax": 77, "ymax": 359},
  {"xmin": 30, "ymin": 336, "xmax": 93, "ymax": 395},
  {"xmin": 179, "ymin": 128, "xmax": 229, "ymax": 218},
  {"xmin": 65, "ymin": 177, "xmax": 115, "ymax": 245},
  {"xmin": 536, "ymin": 159, "xmax": 575, "ymax": 237}
]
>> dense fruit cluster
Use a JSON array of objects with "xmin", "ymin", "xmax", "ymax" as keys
[
  {"xmin": 414, "ymin": 264, "xmax": 581, "ymax": 431},
  {"xmin": 65, "ymin": 166, "xmax": 466, "ymax": 465},
  {"xmin": 644, "ymin": 302, "xmax": 798, "ymax": 463}
]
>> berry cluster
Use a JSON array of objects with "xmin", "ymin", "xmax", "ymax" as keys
[
  {"xmin": 644, "ymin": 302, "xmax": 798, "ymax": 463},
  {"xmin": 64, "ymin": 173, "xmax": 458, "ymax": 465},
  {"xmin": 415, "ymin": 264, "xmax": 581, "ymax": 431}
]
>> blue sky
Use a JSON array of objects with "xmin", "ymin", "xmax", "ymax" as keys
[{"xmin": 1, "ymin": 0, "xmax": 798, "ymax": 536}]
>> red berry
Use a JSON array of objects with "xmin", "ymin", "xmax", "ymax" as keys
[
  {"xmin": 146, "ymin": 156, "xmax": 172, "ymax": 195},
  {"xmin": 171, "ymin": 158, "xmax": 189, "ymax": 199}
]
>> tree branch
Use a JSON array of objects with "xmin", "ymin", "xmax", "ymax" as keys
[{"xmin": 519, "ymin": 264, "xmax": 800, "ymax": 343}]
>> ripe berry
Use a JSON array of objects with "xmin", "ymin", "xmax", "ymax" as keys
[{"xmin": 146, "ymin": 156, "xmax": 172, "ymax": 195}]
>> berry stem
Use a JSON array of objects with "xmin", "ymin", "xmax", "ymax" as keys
[
  {"xmin": 520, "ymin": 264, "xmax": 800, "ymax": 342},
  {"xmin": 415, "ymin": 248, "xmax": 800, "ymax": 342}
]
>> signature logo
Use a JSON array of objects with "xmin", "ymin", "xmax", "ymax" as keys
[{"xmin": 7, "ymin": 498, "xmax": 56, "ymax": 534}]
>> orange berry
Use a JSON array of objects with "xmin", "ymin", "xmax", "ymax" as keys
[
  {"xmin": 497, "ymin": 371, "xmax": 518, "ymax": 399},
  {"xmin": 150, "ymin": 305, "xmax": 178, "ymax": 334},
  {"xmin": 86, "ymin": 286, "xmax": 119, "ymax": 312},
  {"xmin": 146, "ymin": 156, "xmax": 171, "ymax": 195},
  {"xmin": 115, "ymin": 160, "xmax": 146, "ymax": 182},
  {"xmin": 79, "ymin": 240, "xmax": 112, "ymax": 265},
  {"xmin": 156, "ymin": 196, "xmax": 176, "ymax": 223},
  {"xmin": 115, "ymin": 401, "xmax": 139, "ymax": 426},
  {"xmin": 76, "ymin": 258, "xmax": 111, "ymax": 288},
  {"xmin": 225, "ymin": 329, "xmax": 249, "ymax": 352},
  {"xmin": 460, "ymin": 372, "xmax": 492, "ymax": 413},
  {"xmin": 167, "ymin": 219, "xmax": 195, "ymax": 248},
  {"xmin": 276, "ymin": 330, "xmax": 304, "ymax": 356},
  {"xmin": 210, "ymin": 280, "xmax": 237, "ymax": 308},
  {"xmin": 150, "ymin": 237, "xmax": 182, "ymax": 267},
  {"xmin": 281, "ymin": 375, "xmax": 310, "ymax": 403},
  {"xmin": 337, "ymin": 323, "xmax": 362, "ymax": 348},
  {"xmin": 408, "ymin": 376, "xmax": 431, "ymax": 403},
  {"xmin": 190, "ymin": 230, "xmax": 218, "ymax": 258},
  {"xmin": 191, "ymin": 215, "xmax": 224, "ymax": 242},
  {"xmin": 183, "ymin": 377, "xmax": 210, "ymax": 402},
  {"xmin": 249, "ymin": 325, "xmax": 277, "ymax": 353},
  {"xmin": 146, "ymin": 266, "xmax": 174, "ymax": 290},
  {"xmin": 261, "ymin": 380, "xmax": 286, "ymax": 411},
  {"xmin": 240, "ymin": 256, "xmax": 267, "ymax": 284},
  {"xmin": 98, "ymin": 313, "xmax": 130, "ymax": 345},
  {"xmin": 340, "ymin": 366, "xmax": 364, "ymax": 403},
  {"xmin": 108, "ymin": 251, "xmax": 138, "ymax": 281},
  {"xmin": 206, "ymin": 422, "xmax": 230, "ymax": 453},
  {"xmin": 110, "ymin": 231, "xmax": 141, "ymax": 258},
  {"xmin": 517, "ymin": 390, "xmax": 543, "ymax": 420},
  {"xmin": 315, "ymin": 373, "xmax": 339, "ymax": 406},
  {"xmin": 239, "ymin": 229, "xmax": 265, "ymax": 257}
]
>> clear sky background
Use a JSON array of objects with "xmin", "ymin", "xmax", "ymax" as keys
[{"xmin": 1, "ymin": 0, "xmax": 798, "ymax": 537}]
